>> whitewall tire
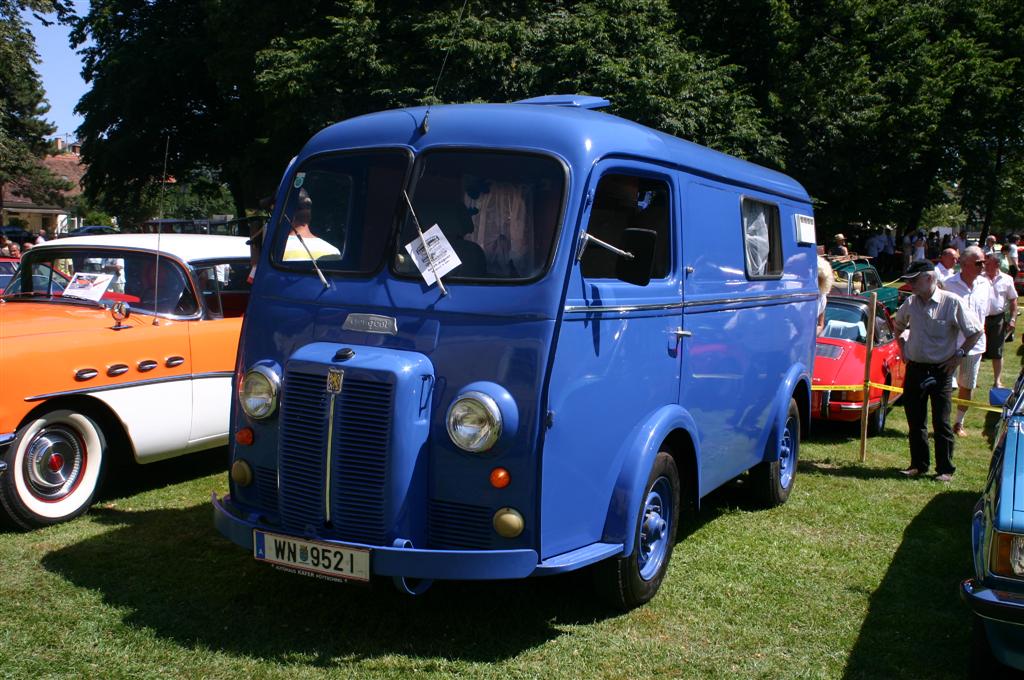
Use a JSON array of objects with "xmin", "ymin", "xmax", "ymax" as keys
[{"xmin": 0, "ymin": 409, "xmax": 106, "ymax": 529}]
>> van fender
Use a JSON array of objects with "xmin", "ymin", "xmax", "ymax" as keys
[
  {"xmin": 759, "ymin": 363, "xmax": 811, "ymax": 464},
  {"xmin": 601, "ymin": 404, "xmax": 701, "ymax": 557}
]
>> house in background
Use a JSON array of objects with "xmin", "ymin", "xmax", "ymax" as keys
[{"xmin": 0, "ymin": 139, "xmax": 87, "ymax": 235}]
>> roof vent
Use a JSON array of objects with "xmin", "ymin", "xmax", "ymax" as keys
[{"xmin": 514, "ymin": 95, "xmax": 610, "ymax": 110}]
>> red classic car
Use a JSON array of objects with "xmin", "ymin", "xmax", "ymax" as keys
[{"xmin": 812, "ymin": 294, "xmax": 906, "ymax": 435}]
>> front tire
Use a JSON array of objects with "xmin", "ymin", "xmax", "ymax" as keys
[
  {"xmin": 750, "ymin": 398, "xmax": 800, "ymax": 507},
  {"xmin": 595, "ymin": 451, "xmax": 680, "ymax": 611},
  {"xmin": 0, "ymin": 409, "xmax": 106, "ymax": 529}
]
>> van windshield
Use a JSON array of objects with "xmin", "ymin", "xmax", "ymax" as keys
[
  {"xmin": 393, "ymin": 150, "xmax": 565, "ymax": 282},
  {"xmin": 272, "ymin": 150, "xmax": 411, "ymax": 274}
]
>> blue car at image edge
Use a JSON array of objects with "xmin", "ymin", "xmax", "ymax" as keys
[{"xmin": 962, "ymin": 373, "xmax": 1024, "ymax": 672}]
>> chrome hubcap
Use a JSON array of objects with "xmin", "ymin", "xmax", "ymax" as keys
[
  {"xmin": 779, "ymin": 417, "xmax": 796, "ymax": 489},
  {"xmin": 23, "ymin": 425, "xmax": 85, "ymax": 500}
]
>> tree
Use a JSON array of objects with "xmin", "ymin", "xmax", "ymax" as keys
[{"xmin": 0, "ymin": 0, "xmax": 72, "ymax": 222}]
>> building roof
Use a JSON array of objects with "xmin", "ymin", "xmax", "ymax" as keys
[{"xmin": 1, "ymin": 151, "xmax": 86, "ymax": 212}]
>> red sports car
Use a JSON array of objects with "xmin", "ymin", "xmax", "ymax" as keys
[{"xmin": 812, "ymin": 294, "xmax": 906, "ymax": 435}]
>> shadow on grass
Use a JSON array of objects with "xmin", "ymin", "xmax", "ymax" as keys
[
  {"xmin": 97, "ymin": 446, "xmax": 229, "ymax": 502},
  {"xmin": 842, "ymin": 491, "xmax": 977, "ymax": 680},
  {"xmin": 797, "ymin": 459, "xmax": 909, "ymax": 481},
  {"xmin": 0, "ymin": 447, "xmax": 229, "ymax": 535},
  {"xmin": 41, "ymin": 502, "xmax": 614, "ymax": 664}
]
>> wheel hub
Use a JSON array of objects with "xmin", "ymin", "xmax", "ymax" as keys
[
  {"xmin": 24, "ymin": 425, "xmax": 85, "ymax": 500},
  {"xmin": 637, "ymin": 478, "xmax": 673, "ymax": 582}
]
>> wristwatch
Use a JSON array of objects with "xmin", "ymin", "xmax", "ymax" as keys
[{"xmin": 955, "ymin": 348, "xmax": 966, "ymax": 358}]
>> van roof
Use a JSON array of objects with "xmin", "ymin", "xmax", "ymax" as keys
[{"xmin": 303, "ymin": 101, "xmax": 811, "ymax": 203}]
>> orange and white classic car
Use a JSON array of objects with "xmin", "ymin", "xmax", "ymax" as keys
[{"xmin": 0, "ymin": 234, "xmax": 251, "ymax": 528}]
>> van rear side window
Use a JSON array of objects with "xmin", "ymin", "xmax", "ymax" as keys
[
  {"xmin": 742, "ymin": 198, "xmax": 782, "ymax": 278},
  {"xmin": 581, "ymin": 174, "xmax": 671, "ymax": 280}
]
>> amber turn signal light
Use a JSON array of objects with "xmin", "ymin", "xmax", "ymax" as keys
[
  {"xmin": 235, "ymin": 427, "xmax": 254, "ymax": 446},
  {"xmin": 490, "ymin": 467, "xmax": 510, "ymax": 489}
]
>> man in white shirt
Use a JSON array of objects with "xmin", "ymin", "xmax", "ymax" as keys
[
  {"xmin": 935, "ymin": 248, "xmax": 958, "ymax": 284},
  {"xmin": 942, "ymin": 246, "xmax": 990, "ymax": 436},
  {"xmin": 951, "ymin": 231, "xmax": 967, "ymax": 253},
  {"xmin": 983, "ymin": 251, "xmax": 1019, "ymax": 388}
]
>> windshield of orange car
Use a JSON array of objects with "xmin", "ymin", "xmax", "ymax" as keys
[{"xmin": 3, "ymin": 248, "xmax": 199, "ymax": 316}]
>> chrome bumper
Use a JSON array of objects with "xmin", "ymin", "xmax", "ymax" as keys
[{"xmin": 962, "ymin": 578, "xmax": 1024, "ymax": 626}]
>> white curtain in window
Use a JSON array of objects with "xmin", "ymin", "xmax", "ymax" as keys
[
  {"xmin": 742, "ymin": 201, "xmax": 769, "ymax": 276},
  {"xmin": 466, "ymin": 183, "xmax": 535, "ymax": 277}
]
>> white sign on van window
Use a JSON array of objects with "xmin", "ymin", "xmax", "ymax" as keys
[
  {"xmin": 404, "ymin": 224, "xmax": 462, "ymax": 286},
  {"xmin": 795, "ymin": 214, "xmax": 816, "ymax": 246},
  {"xmin": 63, "ymin": 272, "xmax": 113, "ymax": 301}
]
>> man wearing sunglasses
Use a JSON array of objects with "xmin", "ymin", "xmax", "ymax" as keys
[{"xmin": 941, "ymin": 246, "xmax": 991, "ymax": 437}]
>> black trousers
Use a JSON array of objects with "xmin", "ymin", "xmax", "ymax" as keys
[{"xmin": 902, "ymin": 361, "xmax": 955, "ymax": 474}]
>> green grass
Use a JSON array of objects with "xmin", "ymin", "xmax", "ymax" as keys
[{"xmin": 2, "ymin": 348, "xmax": 1020, "ymax": 679}]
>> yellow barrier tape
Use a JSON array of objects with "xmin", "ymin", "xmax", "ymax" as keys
[{"xmin": 813, "ymin": 381, "xmax": 1004, "ymax": 412}]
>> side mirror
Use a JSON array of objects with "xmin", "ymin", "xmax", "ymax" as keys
[{"xmin": 615, "ymin": 228, "xmax": 658, "ymax": 286}]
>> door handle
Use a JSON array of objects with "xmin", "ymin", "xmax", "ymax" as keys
[{"xmin": 674, "ymin": 328, "xmax": 692, "ymax": 338}]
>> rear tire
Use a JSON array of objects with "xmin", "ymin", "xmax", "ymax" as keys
[
  {"xmin": 750, "ymin": 398, "xmax": 800, "ymax": 507},
  {"xmin": 867, "ymin": 386, "xmax": 889, "ymax": 436},
  {"xmin": 0, "ymin": 409, "xmax": 106, "ymax": 529},
  {"xmin": 595, "ymin": 452, "xmax": 680, "ymax": 611}
]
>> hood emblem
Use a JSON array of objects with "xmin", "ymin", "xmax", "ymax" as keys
[
  {"xmin": 326, "ymin": 368, "xmax": 344, "ymax": 395},
  {"xmin": 343, "ymin": 313, "xmax": 398, "ymax": 335}
]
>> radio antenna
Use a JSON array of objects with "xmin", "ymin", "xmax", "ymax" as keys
[
  {"xmin": 420, "ymin": 0, "xmax": 471, "ymax": 134},
  {"xmin": 153, "ymin": 135, "xmax": 170, "ymax": 325}
]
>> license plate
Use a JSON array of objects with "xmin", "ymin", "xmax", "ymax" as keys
[{"xmin": 253, "ymin": 530, "xmax": 370, "ymax": 583}]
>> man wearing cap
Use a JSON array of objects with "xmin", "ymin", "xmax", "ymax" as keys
[
  {"xmin": 894, "ymin": 260, "xmax": 982, "ymax": 481},
  {"xmin": 942, "ymin": 246, "xmax": 992, "ymax": 436},
  {"xmin": 829, "ymin": 233, "xmax": 848, "ymax": 257}
]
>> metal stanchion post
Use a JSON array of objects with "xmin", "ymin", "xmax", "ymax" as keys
[{"xmin": 860, "ymin": 292, "xmax": 878, "ymax": 462}]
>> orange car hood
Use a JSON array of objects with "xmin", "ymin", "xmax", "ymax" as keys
[{"xmin": 0, "ymin": 300, "xmax": 145, "ymax": 338}]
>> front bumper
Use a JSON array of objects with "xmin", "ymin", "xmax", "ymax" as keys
[
  {"xmin": 961, "ymin": 578, "xmax": 1024, "ymax": 626},
  {"xmin": 213, "ymin": 493, "xmax": 540, "ymax": 581}
]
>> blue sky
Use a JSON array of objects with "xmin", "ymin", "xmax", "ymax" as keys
[{"xmin": 23, "ymin": 2, "xmax": 90, "ymax": 143}]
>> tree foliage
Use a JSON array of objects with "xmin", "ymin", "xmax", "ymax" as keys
[
  {"xmin": 70, "ymin": 0, "xmax": 1024, "ymax": 237},
  {"xmin": 0, "ymin": 0, "xmax": 72, "ymax": 212}
]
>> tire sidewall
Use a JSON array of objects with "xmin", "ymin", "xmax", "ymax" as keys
[
  {"xmin": 623, "ymin": 452, "xmax": 680, "ymax": 605},
  {"xmin": 1, "ymin": 410, "xmax": 105, "ymax": 527},
  {"xmin": 773, "ymin": 400, "xmax": 801, "ymax": 503}
]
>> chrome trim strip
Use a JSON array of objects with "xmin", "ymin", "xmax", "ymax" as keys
[
  {"xmin": 325, "ymin": 392, "xmax": 337, "ymax": 523},
  {"xmin": 564, "ymin": 292, "xmax": 817, "ymax": 314},
  {"xmin": 0, "ymin": 433, "xmax": 14, "ymax": 447},
  {"xmin": 24, "ymin": 371, "xmax": 233, "ymax": 402}
]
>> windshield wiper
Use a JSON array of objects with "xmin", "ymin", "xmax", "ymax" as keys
[
  {"xmin": 282, "ymin": 214, "xmax": 330, "ymax": 290},
  {"xmin": 402, "ymin": 190, "xmax": 449, "ymax": 297}
]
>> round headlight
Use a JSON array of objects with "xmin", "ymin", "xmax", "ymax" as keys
[
  {"xmin": 240, "ymin": 366, "xmax": 280, "ymax": 419},
  {"xmin": 446, "ymin": 391, "xmax": 502, "ymax": 452}
]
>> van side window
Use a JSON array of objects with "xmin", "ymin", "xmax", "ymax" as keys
[
  {"xmin": 741, "ymin": 199, "xmax": 782, "ymax": 277},
  {"xmin": 581, "ymin": 174, "xmax": 670, "ymax": 280}
]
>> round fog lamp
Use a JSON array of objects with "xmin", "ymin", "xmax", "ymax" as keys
[
  {"xmin": 493, "ymin": 507, "xmax": 524, "ymax": 538},
  {"xmin": 230, "ymin": 459, "xmax": 253, "ymax": 487},
  {"xmin": 446, "ymin": 391, "xmax": 502, "ymax": 452},
  {"xmin": 240, "ymin": 366, "xmax": 279, "ymax": 419}
]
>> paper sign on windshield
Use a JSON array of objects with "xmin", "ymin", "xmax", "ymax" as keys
[
  {"xmin": 404, "ymin": 224, "xmax": 462, "ymax": 286},
  {"xmin": 63, "ymin": 272, "xmax": 113, "ymax": 301}
]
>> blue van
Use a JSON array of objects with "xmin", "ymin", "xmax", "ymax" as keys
[{"xmin": 213, "ymin": 95, "xmax": 819, "ymax": 608}]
